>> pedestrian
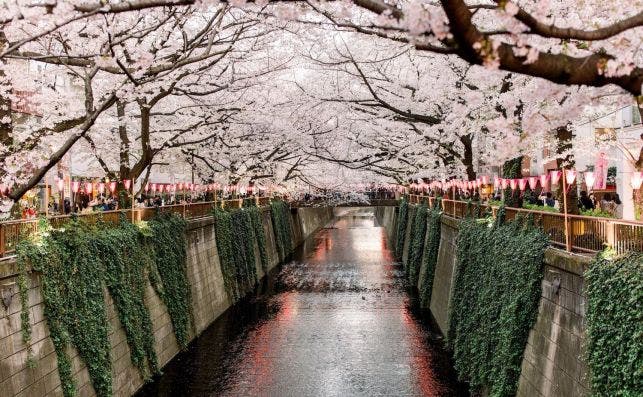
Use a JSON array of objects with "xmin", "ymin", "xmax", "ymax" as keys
[
  {"xmin": 579, "ymin": 191, "xmax": 594, "ymax": 210},
  {"xmin": 601, "ymin": 193, "xmax": 616, "ymax": 216},
  {"xmin": 544, "ymin": 192, "xmax": 555, "ymax": 207},
  {"xmin": 613, "ymin": 193, "xmax": 622, "ymax": 218}
]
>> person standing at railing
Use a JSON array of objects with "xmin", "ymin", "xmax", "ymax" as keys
[
  {"xmin": 614, "ymin": 193, "xmax": 623, "ymax": 218},
  {"xmin": 579, "ymin": 191, "xmax": 595, "ymax": 211},
  {"xmin": 601, "ymin": 193, "xmax": 617, "ymax": 216}
]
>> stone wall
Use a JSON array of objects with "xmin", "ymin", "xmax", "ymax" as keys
[
  {"xmin": 373, "ymin": 206, "xmax": 397, "ymax": 246},
  {"xmin": 0, "ymin": 206, "xmax": 333, "ymax": 397},
  {"xmin": 381, "ymin": 204, "xmax": 592, "ymax": 397}
]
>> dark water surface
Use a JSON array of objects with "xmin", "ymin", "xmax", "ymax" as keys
[{"xmin": 137, "ymin": 208, "xmax": 468, "ymax": 397}]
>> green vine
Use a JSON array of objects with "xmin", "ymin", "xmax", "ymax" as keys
[
  {"xmin": 585, "ymin": 251, "xmax": 642, "ymax": 396},
  {"xmin": 214, "ymin": 208, "xmax": 239, "ymax": 301},
  {"xmin": 145, "ymin": 214, "xmax": 193, "ymax": 349},
  {"xmin": 270, "ymin": 200, "xmax": 294, "ymax": 261},
  {"xmin": 407, "ymin": 203, "xmax": 428, "ymax": 286},
  {"xmin": 448, "ymin": 217, "xmax": 548, "ymax": 397},
  {"xmin": 418, "ymin": 208, "xmax": 442, "ymax": 307},
  {"xmin": 395, "ymin": 198, "xmax": 409, "ymax": 260},
  {"xmin": 248, "ymin": 207, "xmax": 269, "ymax": 272},
  {"xmin": 214, "ymin": 207, "xmax": 261, "ymax": 301},
  {"xmin": 403, "ymin": 204, "xmax": 417, "ymax": 269},
  {"xmin": 231, "ymin": 209, "xmax": 258, "ymax": 293},
  {"xmin": 92, "ymin": 222, "xmax": 159, "ymax": 379},
  {"xmin": 16, "ymin": 213, "xmax": 191, "ymax": 397}
]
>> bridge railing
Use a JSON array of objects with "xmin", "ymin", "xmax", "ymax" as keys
[
  {"xmin": 0, "ymin": 197, "xmax": 272, "ymax": 258},
  {"xmin": 408, "ymin": 194, "xmax": 642, "ymax": 255}
]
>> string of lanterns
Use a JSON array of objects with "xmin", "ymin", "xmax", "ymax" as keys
[
  {"xmin": 403, "ymin": 170, "xmax": 643, "ymax": 194},
  {"xmin": 51, "ymin": 179, "xmax": 269, "ymax": 197}
]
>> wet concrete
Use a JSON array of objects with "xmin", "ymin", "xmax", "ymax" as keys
[{"xmin": 137, "ymin": 208, "xmax": 468, "ymax": 397}]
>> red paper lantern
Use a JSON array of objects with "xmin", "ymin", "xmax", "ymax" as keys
[
  {"xmin": 509, "ymin": 179, "xmax": 518, "ymax": 190},
  {"xmin": 550, "ymin": 170, "xmax": 561, "ymax": 186},
  {"xmin": 518, "ymin": 178, "xmax": 527, "ymax": 191},
  {"xmin": 528, "ymin": 177, "xmax": 538, "ymax": 190},
  {"xmin": 123, "ymin": 179, "xmax": 131, "ymax": 190},
  {"xmin": 539, "ymin": 174, "xmax": 549, "ymax": 189},
  {"xmin": 72, "ymin": 181, "xmax": 80, "ymax": 193},
  {"xmin": 565, "ymin": 169, "xmax": 576, "ymax": 185},
  {"xmin": 109, "ymin": 181, "xmax": 117, "ymax": 193},
  {"xmin": 85, "ymin": 182, "xmax": 93, "ymax": 194},
  {"xmin": 57, "ymin": 178, "xmax": 65, "ymax": 192},
  {"xmin": 98, "ymin": 182, "xmax": 105, "ymax": 194}
]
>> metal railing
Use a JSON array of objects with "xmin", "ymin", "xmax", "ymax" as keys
[
  {"xmin": 0, "ymin": 197, "xmax": 272, "ymax": 258},
  {"xmin": 408, "ymin": 194, "xmax": 643, "ymax": 255}
]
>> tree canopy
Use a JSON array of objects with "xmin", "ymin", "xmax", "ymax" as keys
[{"xmin": 0, "ymin": 0, "xmax": 641, "ymax": 203}]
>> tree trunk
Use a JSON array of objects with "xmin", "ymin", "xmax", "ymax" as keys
[
  {"xmin": 555, "ymin": 126, "xmax": 579, "ymax": 214},
  {"xmin": 460, "ymin": 134, "xmax": 476, "ymax": 180}
]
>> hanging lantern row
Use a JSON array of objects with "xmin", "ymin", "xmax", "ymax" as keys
[
  {"xmin": 51, "ymin": 179, "xmax": 273, "ymax": 196},
  {"xmin": 409, "ymin": 168, "xmax": 594, "ymax": 194}
]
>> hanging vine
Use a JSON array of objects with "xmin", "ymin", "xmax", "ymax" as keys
[
  {"xmin": 585, "ymin": 251, "xmax": 643, "ymax": 396},
  {"xmin": 418, "ymin": 208, "xmax": 442, "ymax": 308},
  {"xmin": 214, "ymin": 207, "xmax": 261, "ymax": 301},
  {"xmin": 395, "ymin": 198, "xmax": 409, "ymax": 260},
  {"xmin": 270, "ymin": 200, "xmax": 293, "ymax": 261},
  {"xmin": 407, "ymin": 203, "xmax": 428, "ymax": 286},
  {"xmin": 214, "ymin": 208, "xmax": 239, "ymax": 301},
  {"xmin": 145, "ymin": 214, "xmax": 193, "ymax": 349},
  {"xmin": 16, "ymin": 213, "xmax": 191, "ymax": 397},
  {"xmin": 448, "ymin": 217, "xmax": 548, "ymax": 397},
  {"xmin": 248, "ymin": 206, "xmax": 269, "ymax": 272}
]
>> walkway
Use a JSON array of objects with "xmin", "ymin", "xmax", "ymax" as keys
[{"xmin": 137, "ymin": 208, "xmax": 466, "ymax": 396}]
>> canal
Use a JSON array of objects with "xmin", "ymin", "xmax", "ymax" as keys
[{"xmin": 137, "ymin": 208, "xmax": 468, "ymax": 396}]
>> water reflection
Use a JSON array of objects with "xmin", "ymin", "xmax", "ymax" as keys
[{"xmin": 137, "ymin": 208, "xmax": 467, "ymax": 397}]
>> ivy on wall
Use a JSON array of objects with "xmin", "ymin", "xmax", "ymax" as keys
[
  {"xmin": 16, "ymin": 214, "xmax": 191, "ymax": 397},
  {"xmin": 403, "ymin": 204, "xmax": 418, "ymax": 268},
  {"xmin": 248, "ymin": 206, "xmax": 269, "ymax": 272},
  {"xmin": 146, "ymin": 214, "xmax": 192, "ymax": 349},
  {"xmin": 395, "ymin": 198, "xmax": 409, "ymax": 260},
  {"xmin": 585, "ymin": 252, "xmax": 643, "ymax": 396},
  {"xmin": 270, "ymin": 200, "xmax": 294, "ymax": 261},
  {"xmin": 230, "ymin": 209, "xmax": 258, "ymax": 293},
  {"xmin": 418, "ymin": 208, "xmax": 442, "ymax": 308},
  {"xmin": 214, "ymin": 207, "xmax": 262, "ymax": 302},
  {"xmin": 213, "ymin": 208, "xmax": 239, "ymax": 301},
  {"xmin": 407, "ymin": 203, "xmax": 428, "ymax": 286},
  {"xmin": 448, "ymin": 217, "xmax": 548, "ymax": 397}
]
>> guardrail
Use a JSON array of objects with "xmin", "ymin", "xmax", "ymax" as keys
[
  {"xmin": 408, "ymin": 194, "xmax": 643, "ymax": 255},
  {"xmin": 0, "ymin": 197, "xmax": 272, "ymax": 258}
]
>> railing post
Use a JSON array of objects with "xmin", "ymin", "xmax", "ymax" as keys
[
  {"xmin": 606, "ymin": 221, "xmax": 616, "ymax": 251},
  {"xmin": 567, "ymin": 218, "xmax": 574, "ymax": 251},
  {"xmin": 0, "ymin": 224, "xmax": 5, "ymax": 257},
  {"xmin": 183, "ymin": 204, "xmax": 187, "ymax": 218}
]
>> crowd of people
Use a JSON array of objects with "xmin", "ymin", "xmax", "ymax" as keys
[{"xmin": 578, "ymin": 191, "xmax": 622, "ymax": 217}]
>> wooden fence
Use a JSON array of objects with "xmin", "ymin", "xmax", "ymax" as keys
[
  {"xmin": 408, "ymin": 194, "xmax": 643, "ymax": 255},
  {"xmin": 0, "ymin": 197, "xmax": 271, "ymax": 258}
]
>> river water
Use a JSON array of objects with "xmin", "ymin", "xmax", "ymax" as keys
[{"xmin": 137, "ymin": 208, "xmax": 468, "ymax": 397}]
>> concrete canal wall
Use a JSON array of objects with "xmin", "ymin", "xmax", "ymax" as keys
[
  {"xmin": 375, "ymin": 205, "xmax": 591, "ymax": 397},
  {"xmin": 0, "ymin": 206, "xmax": 333, "ymax": 397}
]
